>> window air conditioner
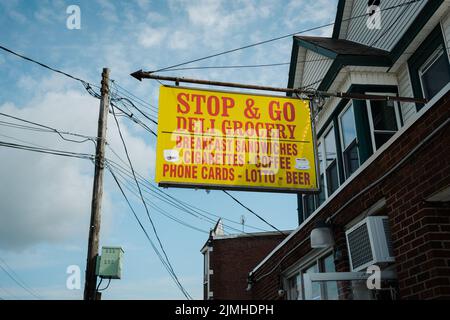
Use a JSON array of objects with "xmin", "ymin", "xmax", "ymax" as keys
[{"xmin": 345, "ymin": 216, "xmax": 395, "ymax": 272}]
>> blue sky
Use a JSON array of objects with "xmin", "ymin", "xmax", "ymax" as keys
[{"xmin": 0, "ymin": 0, "xmax": 336, "ymax": 300}]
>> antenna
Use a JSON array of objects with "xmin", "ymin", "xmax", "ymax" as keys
[{"xmin": 240, "ymin": 215, "xmax": 246, "ymax": 233}]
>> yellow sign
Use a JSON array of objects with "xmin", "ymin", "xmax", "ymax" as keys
[{"xmin": 155, "ymin": 86, "xmax": 318, "ymax": 193}]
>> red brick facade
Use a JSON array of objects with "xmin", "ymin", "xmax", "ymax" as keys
[
  {"xmin": 250, "ymin": 91, "xmax": 450, "ymax": 300},
  {"xmin": 204, "ymin": 233, "xmax": 287, "ymax": 300}
]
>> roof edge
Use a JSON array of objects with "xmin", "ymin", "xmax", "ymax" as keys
[{"xmin": 332, "ymin": 0, "xmax": 346, "ymax": 39}]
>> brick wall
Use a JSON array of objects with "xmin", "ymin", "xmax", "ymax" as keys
[
  {"xmin": 251, "ymin": 90, "xmax": 450, "ymax": 300},
  {"xmin": 208, "ymin": 234, "xmax": 287, "ymax": 300}
]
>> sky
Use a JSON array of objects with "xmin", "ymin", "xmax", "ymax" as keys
[{"xmin": 0, "ymin": 0, "xmax": 337, "ymax": 300}]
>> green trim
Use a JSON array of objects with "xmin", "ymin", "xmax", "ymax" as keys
[
  {"xmin": 296, "ymin": 39, "xmax": 338, "ymax": 59},
  {"xmin": 408, "ymin": 24, "xmax": 450, "ymax": 111},
  {"xmin": 317, "ymin": 85, "xmax": 398, "ymax": 138},
  {"xmin": 310, "ymin": 0, "xmax": 443, "ymax": 92},
  {"xmin": 332, "ymin": 0, "xmax": 346, "ymax": 39},
  {"xmin": 318, "ymin": 60, "xmax": 343, "ymax": 92},
  {"xmin": 287, "ymin": 38, "xmax": 300, "ymax": 94},
  {"xmin": 390, "ymin": 0, "xmax": 444, "ymax": 64}
]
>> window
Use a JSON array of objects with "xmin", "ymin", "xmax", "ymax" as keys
[
  {"xmin": 304, "ymin": 127, "xmax": 339, "ymax": 216},
  {"xmin": 285, "ymin": 252, "xmax": 338, "ymax": 300},
  {"xmin": 303, "ymin": 194, "xmax": 316, "ymax": 219},
  {"xmin": 322, "ymin": 254, "xmax": 339, "ymax": 300},
  {"xmin": 339, "ymin": 104, "xmax": 360, "ymax": 178},
  {"xmin": 304, "ymin": 263, "xmax": 321, "ymax": 300},
  {"xmin": 203, "ymin": 250, "xmax": 209, "ymax": 284},
  {"xmin": 324, "ymin": 127, "xmax": 339, "ymax": 195},
  {"xmin": 286, "ymin": 273, "xmax": 302, "ymax": 300},
  {"xmin": 367, "ymin": 97, "xmax": 401, "ymax": 151},
  {"xmin": 317, "ymin": 141, "xmax": 326, "ymax": 205},
  {"xmin": 419, "ymin": 46, "xmax": 450, "ymax": 100}
]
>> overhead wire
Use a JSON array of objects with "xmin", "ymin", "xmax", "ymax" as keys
[
  {"xmin": 222, "ymin": 190, "xmax": 284, "ymax": 235},
  {"xmin": 105, "ymin": 163, "xmax": 192, "ymax": 299},
  {"xmin": 105, "ymin": 152, "xmax": 271, "ymax": 234},
  {"xmin": 151, "ymin": 0, "xmax": 424, "ymax": 73},
  {"xmin": 0, "ymin": 112, "xmax": 97, "ymax": 145},
  {"xmin": 109, "ymin": 101, "xmax": 192, "ymax": 299},
  {"xmin": 0, "ymin": 257, "xmax": 40, "ymax": 300},
  {"xmin": 109, "ymin": 168, "xmax": 210, "ymax": 234},
  {"xmin": 0, "ymin": 263, "xmax": 40, "ymax": 300},
  {"xmin": 0, "ymin": 140, "xmax": 94, "ymax": 160}
]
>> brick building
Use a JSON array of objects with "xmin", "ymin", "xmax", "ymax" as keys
[
  {"xmin": 201, "ymin": 220, "xmax": 289, "ymax": 300},
  {"xmin": 202, "ymin": 0, "xmax": 450, "ymax": 300},
  {"xmin": 247, "ymin": 0, "xmax": 450, "ymax": 300}
]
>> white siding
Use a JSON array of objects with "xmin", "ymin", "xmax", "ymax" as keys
[
  {"xmin": 441, "ymin": 10, "xmax": 450, "ymax": 59},
  {"xmin": 299, "ymin": 50, "xmax": 333, "ymax": 90},
  {"xmin": 338, "ymin": 0, "xmax": 355, "ymax": 39},
  {"xmin": 344, "ymin": 0, "xmax": 427, "ymax": 51},
  {"xmin": 397, "ymin": 63, "xmax": 416, "ymax": 125}
]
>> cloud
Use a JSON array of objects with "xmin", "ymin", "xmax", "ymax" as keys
[
  {"xmin": 284, "ymin": 0, "xmax": 337, "ymax": 35},
  {"xmin": 138, "ymin": 26, "xmax": 168, "ymax": 48},
  {"xmin": 96, "ymin": 0, "xmax": 119, "ymax": 23},
  {"xmin": 0, "ymin": 74, "xmax": 155, "ymax": 251}
]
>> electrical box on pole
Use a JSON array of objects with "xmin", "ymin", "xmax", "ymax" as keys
[{"xmin": 96, "ymin": 246, "xmax": 124, "ymax": 279}]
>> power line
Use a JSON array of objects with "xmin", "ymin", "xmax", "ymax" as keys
[
  {"xmin": 222, "ymin": 190, "xmax": 284, "ymax": 235},
  {"xmin": 0, "ymin": 257, "xmax": 40, "ymax": 300},
  {"xmin": 109, "ymin": 103, "xmax": 192, "ymax": 299},
  {"xmin": 110, "ymin": 101, "xmax": 158, "ymax": 137},
  {"xmin": 154, "ymin": 57, "xmax": 335, "ymax": 73},
  {"xmin": 110, "ymin": 169, "xmax": 210, "ymax": 234},
  {"xmin": 106, "ymin": 164, "xmax": 192, "ymax": 299},
  {"xmin": 0, "ymin": 140, "xmax": 94, "ymax": 160},
  {"xmin": 0, "ymin": 112, "xmax": 97, "ymax": 145},
  {"xmin": 105, "ymin": 155, "xmax": 270, "ymax": 234},
  {"xmin": 151, "ymin": 0, "xmax": 423, "ymax": 73},
  {"xmin": 0, "ymin": 45, "xmax": 98, "ymax": 89},
  {"xmin": 111, "ymin": 81, "xmax": 159, "ymax": 113},
  {"xmin": 0, "ymin": 263, "xmax": 40, "ymax": 300}
]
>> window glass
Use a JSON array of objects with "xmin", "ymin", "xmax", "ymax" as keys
[
  {"xmin": 344, "ymin": 142, "xmax": 359, "ymax": 177},
  {"xmin": 287, "ymin": 274, "xmax": 302, "ymax": 300},
  {"xmin": 317, "ymin": 142, "xmax": 326, "ymax": 204},
  {"xmin": 420, "ymin": 47, "xmax": 450, "ymax": 100},
  {"xmin": 369, "ymin": 100, "xmax": 399, "ymax": 150},
  {"xmin": 323, "ymin": 255, "xmax": 339, "ymax": 300},
  {"xmin": 324, "ymin": 128, "xmax": 339, "ymax": 194},
  {"xmin": 304, "ymin": 263, "xmax": 321, "ymax": 300},
  {"xmin": 340, "ymin": 104, "xmax": 360, "ymax": 178},
  {"xmin": 304, "ymin": 195, "xmax": 315, "ymax": 219},
  {"xmin": 340, "ymin": 105, "xmax": 357, "ymax": 149},
  {"xmin": 318, "ymin": 175, "xmax": 326, "ymax": 205},
  {"xmin": 324, "ymin": 128, "xmax": 337, "ymax": 167},
  {"xmin": 370, "ymin": 100, "xmax": 398, "ymax": 132},
  {"xmin": 203, "ymin": 252, "xmax": 209, "ymax": 283}
]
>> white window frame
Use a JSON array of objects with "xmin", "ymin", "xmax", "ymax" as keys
[
  {"xmin": 419, "ymin": 45, "xmax": 447, "ymax": 100},
  {"xmin": 366, "ymin": 93, "xmax": 402, "ymax": 154},
  {"xmin": 283, "ymin": 249, "xmax": 334, "ymax": 301},
  {"xmin": 321, "ymin": 124, "xmax": 339, "ymax": 198},
  {"xmin": 338, "ymin": 101, "xmax": 360, "ymax": 179}
]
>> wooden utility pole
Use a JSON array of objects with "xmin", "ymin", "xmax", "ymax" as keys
[{"xmin": 84, "ymin": 68, "xmax": 110, "ymax": 301}]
